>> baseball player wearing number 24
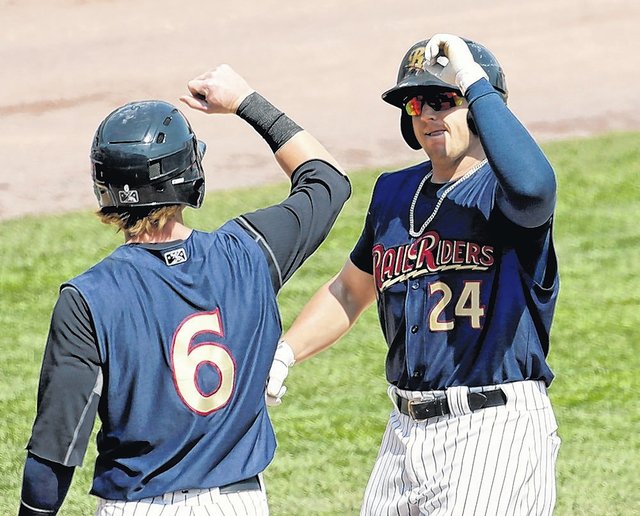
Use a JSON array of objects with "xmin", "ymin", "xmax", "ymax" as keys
[
  {"xmin": 268, "ymin": 34, "xmax": 561, "ymax": 515},
  {"xmin": 18, "ymin": 64, "xmax": 351, "ymax": 515}
]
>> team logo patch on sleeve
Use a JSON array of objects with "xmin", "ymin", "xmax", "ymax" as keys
[{"xmin": 163, "ymin": 247, "xmax": 188, "ymax": 266}]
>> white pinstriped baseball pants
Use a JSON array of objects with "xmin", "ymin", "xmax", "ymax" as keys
[
  {"xmin": 95, "ymin": 477, "xmax": 269, "ymax": 515},
  {"xmin": 361, "ymin": 380, "xmax": 561, "ymax": 516}
]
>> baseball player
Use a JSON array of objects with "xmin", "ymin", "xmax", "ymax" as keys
[
  {"xmin": 267, "ymin": 34, "xmax": 561, "ymax": 515},
  {"xmin": 18, "ymin": 64, "xmax": 350, "ymax": 515}
]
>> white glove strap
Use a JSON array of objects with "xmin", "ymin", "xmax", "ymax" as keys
[
  {"xmin": 275, "ymin": 339, "xmax": 296, "ymax": 367},
  {"xmin": 455, "ymin": 62, "xmax": 488, "ymax": 95}
]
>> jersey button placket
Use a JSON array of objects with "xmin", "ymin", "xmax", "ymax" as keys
[{"xmin": 405, "ymin": 278, "xmax": 425, "ymax": 382}]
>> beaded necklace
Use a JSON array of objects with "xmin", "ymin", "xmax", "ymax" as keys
[{"xmin": 408, "ymin": 159, "xmax": 487, "ymax": 238}]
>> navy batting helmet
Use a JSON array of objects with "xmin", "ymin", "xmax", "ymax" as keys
[
  {"xmin": 382, "ymin": 38, "xmax": 508, "ymax": 150},
  {"xmin": 91, "ymin": 100, "xmax": 206, "ymax": 210}
]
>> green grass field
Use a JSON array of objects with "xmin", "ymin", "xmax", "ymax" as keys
[{"xmin": 1, "ymin": 132, "xmax": 638, "ymax": 515}]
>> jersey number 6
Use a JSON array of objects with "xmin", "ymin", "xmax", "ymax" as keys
[{"xmin": 171, "ymin": 309, "xmax": 236, "ymax": 415}]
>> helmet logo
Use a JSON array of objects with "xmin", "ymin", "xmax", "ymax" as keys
[
  {"xmin": 405, "ymin": 48, "xmax": 425, "ymax": 74},
  {"xmin": 118, "ymin": 184, "xmax": 139, "ymax": 204}
]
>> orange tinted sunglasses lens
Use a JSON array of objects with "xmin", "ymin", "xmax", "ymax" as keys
[
  {"xmin": 405, "ymin": 97, "xmax": 422, "ymax": 117},
  {"xmin": 404, "ymin": 92, "xmax": 463, "ymax": 116}
]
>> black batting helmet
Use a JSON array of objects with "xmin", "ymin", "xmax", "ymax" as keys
[
  {"xmin": 382, "ymin": 38, "xmax": 508, "ymax": 150},
  {"xmin": 91, "ymin": 100, "xmax": 206, "ymax": 210}
]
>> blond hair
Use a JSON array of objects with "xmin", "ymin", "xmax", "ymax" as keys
[{"xmin": 97, "ymin": 205, "xmax": 183, "ymax": 237}]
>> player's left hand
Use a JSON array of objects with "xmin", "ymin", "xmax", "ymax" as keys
[
  {"xmin": 266, "ymin": 340, "xmax": 296, "ymax": 407},
  {"xmin": 180, "ymin": 64, "xmax": 255, "ymax": 115},
  {"xmin": 424, "ymin": 34, "xmax": 488, "ymax": 94}
]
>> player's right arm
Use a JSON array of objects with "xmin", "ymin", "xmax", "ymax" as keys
[
  {"xmin": 283, "ymin": 259, "xmax": 376, "ymax": 361},
  {"xmin": 181, "ymin": 64, "xmax": 351, "ymax": 291},
  {"xmin": 180, "ymin": 63, "xmax": 344, "ymax": 177},
  {"xmin": 265, "ymin": 259, "xmax": 375, "ymax": 405},
  {"xmin": 265, "ymin": 193, "xmax": 377, "ymax": 405}
]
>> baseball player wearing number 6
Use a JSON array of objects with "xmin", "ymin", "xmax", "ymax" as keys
[
  {"xmin": 18, "ymin": 64, "xmax": 350, "ymax": 515},
  {"xmin": 267, "ymin": 34, "xmax": 561, "ymax": 514}
]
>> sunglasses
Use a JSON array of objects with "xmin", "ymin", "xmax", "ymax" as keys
[{"xmin": 404, "ymin": 91, "xmax": 464, "ymax": 116}]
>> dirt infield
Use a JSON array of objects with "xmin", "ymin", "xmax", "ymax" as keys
[{"xmin": 1, "ymin": 0, "xmax": 638, "ymax": 221}]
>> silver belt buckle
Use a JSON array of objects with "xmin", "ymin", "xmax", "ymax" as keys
[{"xmin": 407, "ymin": 398, "xmax": 429, "ymax": 422}]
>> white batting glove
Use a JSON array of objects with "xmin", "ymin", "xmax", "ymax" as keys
[
  {"xmin": 266, "ymin": 340, "xmax": 296, "ymax": 407},
  {"xmin": 424, "ymin": 34, "xmax": 488, "ymax": 94}
]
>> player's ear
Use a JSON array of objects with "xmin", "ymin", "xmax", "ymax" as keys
[{"xmin": 467, "ymin": 112, "xmax": 478, "ymax": 135}]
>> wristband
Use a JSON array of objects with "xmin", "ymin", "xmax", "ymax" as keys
[{"xmin": 236, "ymin": 92, "xmax": 302, "ymax": 153}]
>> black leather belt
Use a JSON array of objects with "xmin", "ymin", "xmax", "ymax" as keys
[
  {"xmin": 394, "ymin": 389, "xmax": 507, "ymax": 422},
  {"xmin": 219, "ymin": 475, "xmax": 261, "ymax": 494}
]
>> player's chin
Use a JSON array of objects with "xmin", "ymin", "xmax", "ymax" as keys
[{"xmin": 417, "ymin": 133, "xmax": 448, "ymax": 153}]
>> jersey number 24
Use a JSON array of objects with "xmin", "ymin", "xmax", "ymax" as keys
[{"xmin": 429, "ymin": 280, "xmax": 485, "ymax": 331}]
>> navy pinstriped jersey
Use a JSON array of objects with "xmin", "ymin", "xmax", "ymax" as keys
[
  {"xmin": 351, "ymin": 161, "xmax": 559, "ymax": 391},
  {"xmin": 67, "ymin": 221, "xmax": 280, "ymax": 500}
]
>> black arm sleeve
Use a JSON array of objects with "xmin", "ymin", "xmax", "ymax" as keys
[
  {"xmin": 27, "ymin": 286, "xmax": 102, "ymax": 467},
  {"xmin": 236, "ymin": 159, "xmax": 351, "ymax": 291}
]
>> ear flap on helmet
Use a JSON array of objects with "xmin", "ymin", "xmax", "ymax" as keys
[{"xmin": 400, "ymin": 111, "xmax": 422, "ymax": 150}]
